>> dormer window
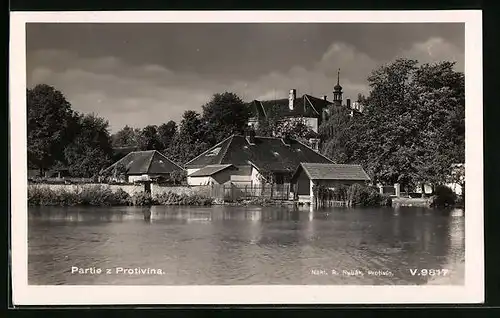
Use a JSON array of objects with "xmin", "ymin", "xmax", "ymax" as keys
[
  {"xmin": 206, "ymin": 147, "xmax": 221, "ymax": 157},
  {"xmin": 309, "ymin": 138, "xmax": 319, "ymax": 152}
]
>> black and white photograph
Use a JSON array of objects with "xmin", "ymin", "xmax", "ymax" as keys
[{"xmin": 10, "ymin": 11, "xmax": 483, "ymax": 305}]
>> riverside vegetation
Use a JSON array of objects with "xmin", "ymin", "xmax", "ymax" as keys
[{"xmin": 28, "ymin": 185, "xmax": 213, "ymax": 207}]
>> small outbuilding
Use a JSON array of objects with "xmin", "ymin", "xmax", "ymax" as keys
[
  {"xmin": 101, "ymin": 150, "xmax": 184, "ymax": 183},
  {"xmin": 290, "ymin": 162, "xmax": 371, "ymax": 203}
]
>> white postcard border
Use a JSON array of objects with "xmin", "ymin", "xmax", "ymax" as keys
[{"xmin": 10, "ymin": 10, "xmax": 484, "ymax": 305}]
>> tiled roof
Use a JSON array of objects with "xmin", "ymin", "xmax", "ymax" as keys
[
  {"xmin": 188, "ymin": 164, "xmax": 235, "ymax": 177},
  {"xmin": 102, "ymin": 150, "xmax": 183, "ymax": 175},
  {"xmin": 248, "ymin": 94, "xmax": 332, "ymax": 119},
  {"xmin": 185, "ymin": 135, "xmax": 334, "ymax": 173},
  {"xmin": 295, "ymin": 163, "xmax": 371, "ymax": 181}
]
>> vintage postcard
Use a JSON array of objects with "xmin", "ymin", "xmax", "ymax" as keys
[{"xmin": 10, "ymin": 10, "xmax": 483, "ymax": 305}]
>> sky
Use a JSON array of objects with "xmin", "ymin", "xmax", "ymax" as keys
[{"xmin": 26, "ymin": 23, "xmax": 464, "ymax": 132}]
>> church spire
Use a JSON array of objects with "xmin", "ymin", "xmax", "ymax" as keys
[
  {"xmin": 334, "ymin": 68, "xmax": 342, "ymax": 92},
  {"xmin": 333, "ymin": 68, "xmax": 343, "ymax": 106}
]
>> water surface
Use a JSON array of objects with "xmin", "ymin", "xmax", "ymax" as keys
[{"xmin": 28, "ymin": 205, "xmax": 465, "ymax": 285}]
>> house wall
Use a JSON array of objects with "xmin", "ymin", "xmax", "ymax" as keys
[
  {"xmin": 217, "ymin": 165, "xmax": 252, "ymax": 186},
  {"xmin": 250, "ymin": 165, "xmax": 263, "ymax": 187},
  {"xmin": 294, "ymin": 169, "xmax": 311, "ymax": 196},
  {"xmin": 128, "ymin": 175, "xmax": 151, "ymax": 183},
  {"xmin": 187, "ymin": 168, "xmax": 201, "ymax": 185},
  {"xmin": 302, "ymin": 117, "xmax": 318, "ymax": 133},
  {"xmin": 188, "ymin": 176, "xmax": 212, "ymax": 186}
]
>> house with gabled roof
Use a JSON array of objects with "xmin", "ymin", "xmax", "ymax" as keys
[
  {"xmin": 101, "ymin": 150, "xmax": 184, "ymax": 183},
  {"xmin": 184, "ymin": 129, "xmax": 334, "ymax": 187},
  {"xmin": 247, "ymin": 70, "xmax": 360, "ymax": 130},
  {"xmin": 246, "ymin": 70, "xmax": 361, "ymax": 151},
  {"xmin": 290, "ymin": 162, "xmax": 371, "ymax": 203}
]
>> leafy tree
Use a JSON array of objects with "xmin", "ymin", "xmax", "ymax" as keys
[
  {"xmin": 137, "ymin": 125, "xmax": 162, "ymax": 150},
  {"xmin": 111, "ymin": 125, "xmax": 141, "ymax": 148},
  {"xmin": 27, "ymin": 84, "xmax": 76, "ymax": 174},
  {"xmin": 256, "ymin": 106, "xmax": 311, "ymax": 141},
  {"xmin": 320, "ymin": 58, "xmax": 465, "ymax": 191},
  {"xmin": 201, "ymin": 92, "xmax": 251, "ymax": 144},
  {"xmin": 319, "ymin": 104, "xmax": 354, "ymax": 163},
  {"xmin": 64, "ymin": 113, "xmax": 113, "ymax": 177},
  {"xmin": 157, "ymin": 120, "xmax": 177, "ymax": 150},
  {"xmin": 164, "ymin": 110, "xmax": 210, "ymax": 165}
]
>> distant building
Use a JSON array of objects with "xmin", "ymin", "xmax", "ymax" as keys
[
  {"xmin": 290, "ymin": 162, "xmax": 371, "ymax": 203},
  {"xmin": 246, "ymin": 70, "xmax": 361, "ymax": 149},
  {"xmin": 184, "ymin": 130, "xmax": 333, "ymax": 187},
  {"xmin": 101, "ymin": 150, "xmax": 184, "ymax": 183}
]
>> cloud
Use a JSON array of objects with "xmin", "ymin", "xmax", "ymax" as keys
[
  {"xmin": 26, "ymin": 36, "xmax": 463, "ymax": 132},
  {"xmin": 397, "ymin": 37, "xmax": 464, "ymax": 72}
]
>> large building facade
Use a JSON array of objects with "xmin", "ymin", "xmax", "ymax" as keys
[{"xmin": 246, "ymin": 70, "xmax": 361, "ymax": 151}]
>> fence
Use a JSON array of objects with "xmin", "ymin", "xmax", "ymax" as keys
[{"xmin": 209, "ymin": 183, "xmax": 291, "ymax": 202}]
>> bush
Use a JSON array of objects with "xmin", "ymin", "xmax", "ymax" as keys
[
  {"xmin": 347, "ymin": 184, "xmax": 390, "ymax": 207},
  {"xmin": 131, "ymin": 192, "xmax": 154, "ymax": 206},
  {"xmin": 430, "ymin": 185, "xmax": 457, "ymax": 208},
  {"xmin": 27, "ymin": 185, "xmax": 131, "ymax": 206},
  {"xmin": 154, "ymin": 191, "xmax": 213, "ymax": 206}
]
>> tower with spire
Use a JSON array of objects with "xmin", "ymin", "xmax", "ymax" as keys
[{"xmin": 332, "ymin": 68, "xmax": 343, "ymax": 107}]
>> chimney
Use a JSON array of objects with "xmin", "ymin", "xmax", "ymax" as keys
[
  {"xmin": 323, "ymin": 95, "xmax": 327, "ymax": 101},
  {"xmin": 288, "ymin": 89, "xmax": 296, "ymax": 110},
  {"xmin": 347, "ymin": 98, "xmax": 351, "ymax": 108},
  {"xmin": 245, "ymin": 127, "xmax": 256, "ymax": 145}
]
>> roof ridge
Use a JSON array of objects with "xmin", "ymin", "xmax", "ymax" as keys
[
  {"xmin": 302, "ymin": 162, "xmax": 362, "ymax": 166},
  {"xmin": 154, "ymin": 150, "xmax": 185, "ymax": 170},
  {"xmin": 184, "ymin": 134, "xmax": 235, "ymax": 166},
  {"xmin": 294, "ymin": 139, "xmax": 335, "ymax": 163},
  {"xmin": 101, "ymin": 151, "xmax": 133, "ymax": 174},
  {"xmin": 218, "ymin": 135, "xmax": 234, "ymax": 164},
  {"xmin": 304, "ymin": 94, "xmax": 320, "ymax": 115},
  {"xmin": 145, "ymin": 151, "xmax": 157, "ymax": 174}
]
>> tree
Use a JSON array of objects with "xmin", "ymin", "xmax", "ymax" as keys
[
  {"xmin": 256, "ymin": 106, "xmax": 311, "ymax": 141},
  {"xmin": 27, "ymin": 84, "xmax": 76, "ymax": 174},
  {"xmin": 164, "ymin": 110, "xmax": 210, "ymax": 165},
  {"xmin": 323, "ymin": 58, "xmax": 465, "ymax": 191},
  {"xmin": 319, "ymin": 104, "xmax": 354, "ymax": 163},
  {"xmin": 111, "ymin": 125, "xmax": 141, "ymax": 148},
  {"xmin": 137, "ymin": 125, "xmax": 162, "ymax": 150},
  {"xmin": 201, "ymin": 92, "xmax": 251, "ymax": 144},
  {"xmin": 64, "ymin": 113, "xmax": 113, "ymax": 177},
  {"xmin": 157, "ymin": 120, "xmax": 177, "ymax": 150}
]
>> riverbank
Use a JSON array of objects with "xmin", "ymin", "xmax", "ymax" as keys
[
  {"xmin": 392, "ymin": 197, "xmax": 432, "ymax": 208},
  {"xmin": 28, "ymin": 184, "xmax": 214, "ymax": 207}
]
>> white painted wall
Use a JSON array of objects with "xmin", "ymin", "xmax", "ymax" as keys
[
  {"xmin": 302, "ymin": 117, "xmax": 318, "ymax": 133},
  {"xmin": 187, "ymin": 168, "xmax": 201, "ymax": 185},
  {"xmin": 128, "ymin": 175, "xmax": 152, "ymax": 183},
  {"xmin": 250, "ymin": 166, "xmax": 263, "ymax": 187},
  {"xmin": 188, "ymin": 176, "xmax": 212, "ymax": 186}
]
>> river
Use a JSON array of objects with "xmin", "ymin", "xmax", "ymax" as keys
[{"xmin": 28, "ymin": 205, "xmax": 465, "ymax": 285}]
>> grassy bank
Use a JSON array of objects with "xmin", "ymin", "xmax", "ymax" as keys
[{"xmin": 28, "ymin": 185, "xmax": 214, "ymax": 207}]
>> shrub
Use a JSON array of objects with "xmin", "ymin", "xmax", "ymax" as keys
[
  {"xmin": 347, "ymin": 184, "xmax": 389, "ymax": 207},
  {"xmin": 131, "ymin": 192, "xmax": 155, "ymax": 206},
  {"xmin": 28, "ymin": 184, "xmax": 132, "ymax": 206},
  {"xmin": 430, "ymin": 185, "xmax": 457, "ymax": 208},
  {"xmin": 154, "ymin": 191, "xmax": 213, "ymax": 206}
]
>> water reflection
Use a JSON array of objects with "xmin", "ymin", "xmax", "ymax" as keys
[{"xmin": 28, "ymin": 205, "xmax": 465, "ymax": 285}]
